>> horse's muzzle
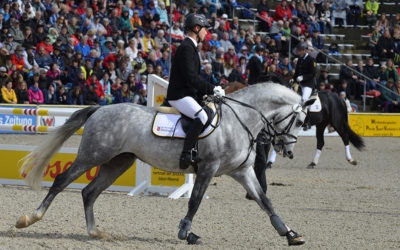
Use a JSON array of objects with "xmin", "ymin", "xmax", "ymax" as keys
[{"xmin": 283, "ymin": 150, "xmax": 294, "ymax": 159}]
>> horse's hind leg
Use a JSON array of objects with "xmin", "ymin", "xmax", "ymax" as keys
[
  {"xmin": 16, "ymin": 158, "xmax": 95, "ymax": 229},
  {"xmin": 230, "ymin": 167, "xmax": 305, "ymax": 246},
  {"xmin": 335, "ymin": 124, "xmax": 357, "ymax": 165},
  {"xmin": 81, "ymin": 153, "xmax": 136, "ymax": 239}
]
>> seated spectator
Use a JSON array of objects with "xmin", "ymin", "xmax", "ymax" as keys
[
  {"xmin": 364, "ymin": 57, "xmax": 380, "ymax": 90},
  {"xmin": 43, "ymin": 84, "xmax": 57, "ymax": 104},
  {"xmin": 28, "ymin": 81, "xmax": 44, "ymax": 104},
  {"xmin": 67, "ymin": 86, "xmax": 84, "ymax": 105},
  {"xmin": 220, "ymin": 32, "xmax": 233, "ymax": 53},
  {"xmin": 258, "ymin": 0, "xmax": 272, "ymax": 31},
  {"xmin": 209, "ymin": 33, "xmax": 221, "ymax": 48},
  {"xmin": 10, "ymin": 19, "xmax": 24, "ymax": 44},
  {"xmin": 116, "ymin": 62, "xmax": 130, "ymax": 83},
  {"xmin": 379, "ymin": 79, "xmax": 396, "ymax": 111},
  {"xmin": 114, "ymin": 83, "xmax": 132, "ymax": 103},
  {"xmin": 0, "ymin": 67, "xmax": 10, "ymax": 87},
  {"xmin": 100, "ymin": 72, "xmax": 114, "ymax": 104},
  {"xmin": 385, "ymin": 59, "xmax": 399, "ymax": 82},
  {"xmin": 274, "ymin": 0, "xmax": 292, "ymax": 21},
  {"xmin": 83, "ymin": 84, "xmax": 99, "ymax": 105},
  {"xmin": 278, "ymin": 56, "xmax": 293, "ymax": 74},
  {"xmin": 224, "ymin": 45, "xmax": 239, "ymax": 65},
  {"xmin": 87, "ymin": 73, "xmax": 106, "ymax": 105},
  {"xmin": 369, "ymin": 26, "xmax": 382, "ymax": 58},
  {"xmin": 10, "ymin": 70, "xmax": 23, "ymax": 89},
  {"xmin": 56, "ymin": 85, "xmax": 68, "ymax": 104},
  {"xmin": 23, "ymin": 44, "xmax": 38, "ymax": 71},
  {"xmin": 46, "ymin": 63, "xmax": 62, "ymax": 89},
  {"xmin": 137, "ymin": 88, "xmax": 147, "ymax": 106},
  {"xmin": 4, "ymin": 33, "xmax": 18, "ymax": 54},
  {"xmin": 340, "ymin": 91, "xmax": 356, "ymax": 112},
  {"xmin": 332, "ymin": 0, "xmax": 347, "ymax": 27},
  {"xmin": 347, "ymin": 0, "xmax": 363, "ymax": 28},
  {"xmin": 51, "ymin": 46, "xmax": 65, "ymax": 71},
  {"xmin": 365, "ymin": 0, "xmax": 379, "ymax": 28},
  {"xmin": 35, "ymin": 46, "xmax": 52, "ymax": 69},
  {"xmin": 156, "ymin": 51, "xmax": 170, "ymax": 77},
  {"xmin": 15, "ymin": 81, "xmax": 29, "ymax": 104},
  {"xmin": 1, "ymin": 80, "xmax": 17, "ymax": 104},
  {"xmin": 11, "ymin": 45, "xmax": 26, "ymax": 72},
  {"xmin": 36, "ymin": 36, "xmax": 54, "ymax": 55},
  {"xmin": 377, "ymin": 29, "xmax": 394, "ymax": 60},
  {"xmin": 223, "ymin": 57, "xmax": 236, "ymax": 78},
  {"xmin": 320, "ymin": 1, "xmax": 333, "ymax": 34},
  {"xmin": 171, "ymin": 21, "xmax": 184, "ymax": 41}
]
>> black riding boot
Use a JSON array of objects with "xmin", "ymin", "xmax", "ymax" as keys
[{"xmin": 180, "ymin": 118, "xmax": 204, "ymax": 169}]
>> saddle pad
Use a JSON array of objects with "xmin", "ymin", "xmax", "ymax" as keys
[
  {"xmin": 152, "ymin": 104, "xmax": 218, "ymax": 139},
  {"xmin": 309, "ymin": 94, "xmax": 322, "ymax": 112}
]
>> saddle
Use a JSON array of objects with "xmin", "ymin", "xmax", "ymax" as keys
[
  {"xmin": 309, "ymin": 93, "xmax": 322, "ymax": 113},
  {"xmin": 152, "ymin": 101, "xmax": 218, "ymax": 138}
]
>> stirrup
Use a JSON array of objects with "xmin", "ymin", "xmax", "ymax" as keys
[{"xmin": 179, "ymin": 149, "xmax": 201, "ymax": 169}]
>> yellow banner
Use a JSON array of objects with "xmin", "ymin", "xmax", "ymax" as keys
[
  {"xmin": 0, "ymin": 149, "xmax": 135, "ymax": 187},
  {"xmin": 151, "ymin": 167, "xmax": 185, "ymax": 186},
  {"xmin": 349, "ymin": 113, "xmax": 400, "ymax": 137}
]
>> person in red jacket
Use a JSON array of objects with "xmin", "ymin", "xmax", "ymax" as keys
[
  {"xmin": 274, "ymin": 0, "xmax": 292, "ymax": 21},
  {"xmin": 11, "ymin": 45, "xmax": 26, "ymax": 72},
  {"xmin": 36, "ymin": 36, "xmax": 54, "ymax": 55},
  {"xmin": 86, "ymin": 73, "xmax": 107, "ymax": 105}
]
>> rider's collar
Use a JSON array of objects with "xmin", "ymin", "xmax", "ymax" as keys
[
  {"xmin": 187, "ymin": 36, "xmax": 198, "ymax": 48},
  {"xmin": 303, "ymin": 53, "xmax": 309, "ymax": 59}
]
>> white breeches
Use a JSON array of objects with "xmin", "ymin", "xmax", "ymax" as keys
[
  {"xmin": 169, "ymin": 96, "xmax": 208, "ymax": 125},
  {"xmin": 301, "ymin": 86, "xmax": 313, "ymax": 103}
]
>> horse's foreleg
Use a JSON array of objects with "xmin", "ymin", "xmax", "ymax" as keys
[
  {"xmin": 230, "ymin": 167, "xmax": 305, "ymax": 246},
  {"xmin": 308, "ymin": 123, "xmax": 327, "ymax": 169},
  {"xmin": 82, "ymin": 153, "xmax": 136, "ymax": 239},
  {"xmin": 178, "ymin": 165, "xmax": 217, "ymax": 244},
  {"xmin": 16, "ymin": 160, "xmax": 92, "ymax": 229}
]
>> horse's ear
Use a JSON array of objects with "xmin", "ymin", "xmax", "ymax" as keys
[{"xmin": 302, "ymin": 98, "xmax": 316, "ymax": 109}]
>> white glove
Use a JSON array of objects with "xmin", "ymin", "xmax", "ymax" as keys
[
  {"xmin": 289, "ymin": 79, "xmax": 294, "ymax": 85},
  {"xmin": 296, "ymin": 75, "xmax": 304, "ymax": 82},
  {"xmin": 213, "ymin": 86, "xmax": 225, "ymax": 97}
]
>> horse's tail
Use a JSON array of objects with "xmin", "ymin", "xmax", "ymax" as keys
[
  {"xmin": 19, "ymin": 106, "xmax": 100, "ymax": 190},
  {"xmin": 344, "ymin": 121, "xmax": 365, "ymax": 150}
]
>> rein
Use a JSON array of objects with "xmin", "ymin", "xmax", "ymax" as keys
[{"xmin": 213, "ymin": 96, "xmax": 273, "ymax": 168}]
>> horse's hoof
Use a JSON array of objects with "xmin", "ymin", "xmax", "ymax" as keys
[
  {"xmin": 245, "ymin": 193, "xmax": 253, "ymax": 200},
  {"xmin": 348, "ymin": 159, "xmax": 357, "ymax": 165},
  {"xmin": 89, "ymin": 229, "xmax": 112, "ymax": 240},
  {"xmin": 266, "ymin": 162, "xmax": 272, "ymax": 169},
  {"xmin": 286, "ymin": 230, "xmax": 305, "ymax": 246},
  {"xmin": 307, "ymin": 162, "xmax": 316, "ymax": 169},
  {"xmin": 187, "ymin": 232, "xmax": 201, "ymax": 245},
  {"xmin": 15, "ymin": 215, "xmax": 30, "ymax": 228},
  {"xmin": 178, "ymin": 229, "xmax": 188, "ymax": 240}
]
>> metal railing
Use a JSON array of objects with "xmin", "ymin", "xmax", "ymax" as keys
[{"xmin": 233, "ymin": 4, "xmax": 400, "ymax": 111}]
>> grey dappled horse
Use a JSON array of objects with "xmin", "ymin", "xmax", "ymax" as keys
[{"xmin": 16, "ymin": 83, "xmax": 313, "ymax": 246}]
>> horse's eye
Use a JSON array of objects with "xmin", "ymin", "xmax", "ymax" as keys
[{"xmin": 296, "ymin": 120, "xmax": 303, "ymax": 127}]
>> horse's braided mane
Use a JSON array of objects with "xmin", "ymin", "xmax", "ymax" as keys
[{"xmin": 228, "ymin": 82, "xmax": 301, "ymax": 105}]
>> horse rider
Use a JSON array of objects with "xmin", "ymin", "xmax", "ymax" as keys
[
  {"xmin": 292, "ymin": 42, "xmax": 317, "ymax": 103},
  {"xmin": 166, "ymin": 13, "xmax": 225, "ymax": 170}
]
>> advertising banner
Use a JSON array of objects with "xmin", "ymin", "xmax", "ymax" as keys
[
  {"xmin": 0, "ymin": 145, "xmax": 136, "ymax": 192},
  {"xmin": 349, "ymin": 113, "xmax": 400, "ymax": 137},
  {"xmin": 151, "ymin": 167, "xmax": 186, "ymax": 187},
  {"xmin": 0, "ymin": 106, "xmax": 36, "ymax": 133}
]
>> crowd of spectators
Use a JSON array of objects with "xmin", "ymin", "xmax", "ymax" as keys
[{"xmin": 0, "ymin": 0, "xmax": 399, "ymax": 112}]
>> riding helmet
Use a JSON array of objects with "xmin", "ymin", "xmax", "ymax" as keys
[
  {"xmin": 255, "ymin": 44, "xmax": 264, "ymax": 52},
  {"xmin": 184, "ymin": 13, "xmax": 210, "ymax": 31},
  {"xmin": 296, "ymin": 42, "xmax": 308, "ymax": 51}
]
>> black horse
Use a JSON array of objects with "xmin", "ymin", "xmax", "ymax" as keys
[{"xmin": 251, "ymin": 91, "xmax": 365, "ymax": 195}]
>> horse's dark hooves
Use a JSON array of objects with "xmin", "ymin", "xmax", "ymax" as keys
[
  {"xmin": 187, "ymin": 232, "xmax": 201, "ymax": 245},
  {"xmin": 348, "ymin": 159, "xmax": 357, "ymax": 165},
  {"xmin": 266, "ymin": 161, "xmax": 272, "ymax": 169},
  {"xmin": 245, "ymin": 193, "xmax": 253, "ymax": 200},
  {"xmin": 286, "ymin": 230, "xmax": 305, "ymax": 246},
  {"xmin": 307, "ymin": 162, "xmax": 316, "ymax": 169}
]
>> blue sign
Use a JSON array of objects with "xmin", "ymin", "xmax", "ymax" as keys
[{"xmin": 0, "ymin": 107, "xmax": 37, "ymax": 134}]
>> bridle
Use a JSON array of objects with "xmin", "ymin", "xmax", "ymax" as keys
[
  {"xmin": 263, "ymin": 106, "xmax": 307, "ymax": 148},
  {"xmin": 212, "ymin": 95, "xmax": 305, "ymax": 167}
]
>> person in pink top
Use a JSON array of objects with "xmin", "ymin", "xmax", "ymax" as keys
[{"xmin": 28, "ymin": 81, "xmax": 44, "ymax": 104}]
